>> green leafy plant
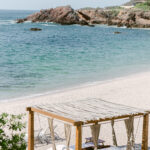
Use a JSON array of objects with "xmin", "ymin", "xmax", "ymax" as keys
[
  {"xmin": 0, "ymin": 113, "xmax": 27, "ymax": 150},
  {"xmin": 135, "ymin": 1, "xmax": 150, "ymax": 11},
  {"xmin": 146, "ymin": 0, "xmax": 150, "ymax": 6}
]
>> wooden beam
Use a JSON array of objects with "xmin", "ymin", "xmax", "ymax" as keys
[
  {"xmin": 28, "ymin": 110, "xmax": 34, "ymax": 150},
  {"xmin": 27, "ymin": 107, "xmax": 149, "ymax": 126},
  {"xmin": 75, "ymin": 125, "xmax": 82, "ymax": 150},
  {"xmin": 142, "ymin": 114, "xmax": 149, "ymax": 150},
  {"xmin": 28, "ymin": 107, "xmax": 82, "ymax": 126},
  {"xmin": 84, "ymin": 113, "xmax": 145, "ymax": 124}
]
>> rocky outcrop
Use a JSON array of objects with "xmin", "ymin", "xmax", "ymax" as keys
[
  {"xmin": 116, "ymin": 10, "xmax": 150, "ymax": 28},
  {"xmin": 16, "ymin": 18, "xmax": 27, "ymax": 23},
  {"xmin": 114, "ymin": 31, "xmax": 121, "ymax": 34},
  {"xmin": 78, "ymin": 8, "xmax": 150, "ymax": 28},
  {"xmin": 16, "ymin": 5, "xmax": 150, "ymax": 28},
  {"xmin": 30, "ymin": 28, "xmax": 42, "ymax": 31},
  {"xmin": 28, "ymin": 6, "xmax": 81, "ymax": 25},
  {"xmin": 17, "ymin": 6, "xmax": 88, "ymax": 25}
]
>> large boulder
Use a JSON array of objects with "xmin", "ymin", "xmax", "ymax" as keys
[
  {"xmin": 16, "ymin": 18, "xmax": 27, "ymax": 23},
  {"xmin": 140, "ymin": 11, "xmax": 150, "ymax": 20},
  {"xmin": 135, "ymin": 17, "xmax": 150, "ymax": 28},
  {"xmin": 77, "ymin": 9, "xmax": 119, "ymax": 25},
  {"xmin": 22, "ymin": 6, "xmax": 87, "ymax": 25}
]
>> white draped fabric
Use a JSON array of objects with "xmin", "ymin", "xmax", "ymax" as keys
[
  {"xmin": 48, "ymin": 118, "xmax": 56, "ymax": 150},
  {"xmin": 124, "ymin": 117, "xmax": 135, "ymax": 150},
  {"xmin": 111, "ymin": 120, "xmax": 118, "ymax": 146},
  {"xmin": 64, "ymin": 124, "xmax": 72, "ymax": 150},
  {"xmin": 90, "ymin": 124, "xmax": 101, "ymax": 150}
]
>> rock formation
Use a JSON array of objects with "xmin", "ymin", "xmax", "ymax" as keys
[
  {"xmin": 16, "ymin": 5, "xmax": 150, "ymax": 28},
  {"xmin": 17, "ymin": 6, "xmax": 88, "ymax": 25},
  {"xmin": 30, "ymin": 28, "xmax": 42, "ymax": 31},
  {"xmin": 114, "ymin": 31, "xmax": 121, "ymax": 34}
]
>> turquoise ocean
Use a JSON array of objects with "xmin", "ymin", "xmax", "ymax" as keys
[{"xmin": 0, "ymin": 10, "xmax": 150, "ymax": 101}]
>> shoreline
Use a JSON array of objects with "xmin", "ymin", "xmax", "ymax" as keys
[
  {"xmin": 0, "ymin": 70, "xmax": 150, "ymax": 104},
  {"xmin": 0, "ymin": 70, "xmax": 150, "ymax": 108},
  {"xmin": 1, "ymin": 70, "xmax": 150, "ymax": 149}
]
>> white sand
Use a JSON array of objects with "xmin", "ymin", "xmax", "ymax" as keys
[{"xmin": 0, "ymin": 71, "xmax": 150, "ymax": 149}]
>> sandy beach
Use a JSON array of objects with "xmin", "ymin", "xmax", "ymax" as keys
[{"xmin": 0, "ymin": 71, "xmax": 150, "ymax": 149}]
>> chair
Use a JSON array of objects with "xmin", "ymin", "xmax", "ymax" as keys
[
  {"xmin": 85, "ymin": 137, "xmax": 105, "ymax": 145},
  {"xmin": 37, "ymin": 114, "xmax": 63, "ymax": 144}
]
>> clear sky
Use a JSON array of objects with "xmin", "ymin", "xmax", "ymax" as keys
[{"xmin": 0, "ymin": 0, "xmax": 129, "ymax": 10}]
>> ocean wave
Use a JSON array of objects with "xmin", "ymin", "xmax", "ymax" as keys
[
  {"xmin": 0, "ymin": 20, "xmax": 16, "ymax": 25},
  {"xmin": 42, "ymin": 23, "xmax": 57, "ymax": 26},
  {"xmin": 24, "ymin": 21, "xmax": 32, "ymax": 23},
  {"xmin": 95, "ymin": 24, "xmax": 150, "ymax": 30}
]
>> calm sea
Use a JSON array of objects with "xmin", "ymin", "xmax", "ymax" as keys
[{"xmin": 0, "ymin": 10, "xmax": 150, "ymax": 101}]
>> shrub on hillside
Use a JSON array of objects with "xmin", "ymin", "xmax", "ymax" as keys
[{"xmin": 135, "ymin": 1, "xmax": 150, "ymax": 11}]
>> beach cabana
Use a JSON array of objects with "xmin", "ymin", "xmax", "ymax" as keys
[{"xmin": 26, "ymin": 98, "xmax": 149, "ymax": 150}]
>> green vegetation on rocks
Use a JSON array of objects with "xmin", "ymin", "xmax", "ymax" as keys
[{"xmin": 135, "ymin": 0, "xmax": 150, "ymax": 11}]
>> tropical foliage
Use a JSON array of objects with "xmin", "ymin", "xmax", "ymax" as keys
[{"xmin": 0, "ymin": 113, "xmax": 26, "ymax": 150}]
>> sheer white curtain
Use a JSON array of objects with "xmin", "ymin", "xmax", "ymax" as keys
[
  {"xmin": 48, "ymin": 118, "xmax": 56, "ymax": 150},
  {"xmin": 64, "ymin": 124, "xmax": 72, "ymax": 150},
  {"xmin": 111, "ymin": 120, "xmax": 118, "ymax": 146},
  {"xmin": 90, "ymin": 124, "xmax": 101, "ymax": 150},
  {"xmin": 124, "ymin": 117, "xmax": 135, "ymax": 150}
]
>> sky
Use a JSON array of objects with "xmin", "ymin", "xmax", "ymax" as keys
[{"xmin": 0, "ymin": 0, "xmax": 129, "ymax": 10}]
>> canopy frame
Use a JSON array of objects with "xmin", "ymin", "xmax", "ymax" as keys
[{"xmin": 26, "ymin": 99, "xmax": 149, "ymax": 150}]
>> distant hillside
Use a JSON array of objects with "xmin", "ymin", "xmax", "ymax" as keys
[{"xmin": 123, "ymin": 0, "xmax": 146, "ymax": 6}]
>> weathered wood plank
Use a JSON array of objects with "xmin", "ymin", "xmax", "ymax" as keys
[
  {"xmin": 75, "ymin": 125, "xmax": 82, "ymax": 150},
  {"xmin": 142, "ymin": 114, "xmax": 149, "ymax": 150},
  {"xmin": 29, "ymin": 107, "xmax": 81, "ymax": 125},
  {"xmin": 84, "ymin": 113, "xmax": 145, "ymax": 124},
  {"xmin": 27, "ymin": 106, "xmax": 146, "ymax": 126},
  {"xmin": 28, "ymin": 110, "xmax": 34, "ymax": 150},
  {"xmin": 29, "ymin": 98, "xmax": 147, "ymax": 123}
]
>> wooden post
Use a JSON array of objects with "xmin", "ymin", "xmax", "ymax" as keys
[
  {"xmin": 28, "ymin": 109, "xmax": 34, "ymax": 150},
  {"xmin": 142, "ymin": 114, "xmax": 149, "ymax": 150},
  {"xmin": 75, "ymin": 125, "xmax": 82, "ymax": 150}
]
